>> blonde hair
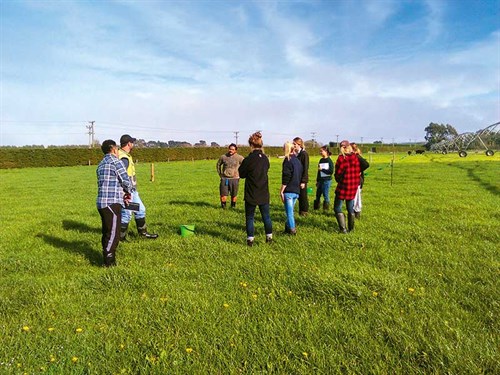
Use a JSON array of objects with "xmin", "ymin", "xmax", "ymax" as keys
[
  {"xmin": 350, "ymin": 142, "xmax": 361, "ymax": 155},
  {"xmin": 283, "ymin": 141, "xmax": 294, "ymax": 160},
  {"xmin": 340, "ymin": 144, "xmax": 353, "ymax": 157},
  {"xmin": 248, "ymin": 132, "xmax": 263, "ymax": 148}
]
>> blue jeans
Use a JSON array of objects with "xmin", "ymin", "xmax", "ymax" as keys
[
  {"xmin": 121, "ymin": 190, "xmax": 146, "ymax": 224},
  {"xmin": 315, "ymin": 180, "xmax": 332, "ymax": 203},
  {"xmin": 283, "ymin": 192, "xmax": 299, "ymax": 230},
  {"xmin": 245, "ymin": 202, "xmax": 272, "ymax": 238},
  {"xmin": 333, "ymin": 195, "xmax": 354, "ymax": 214}
]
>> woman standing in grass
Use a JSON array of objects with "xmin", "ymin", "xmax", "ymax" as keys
[
  {"xmin": 333, "ymin": 140, "xmax": 360, "ymax": 233},
  {"xmin": 238, "ymin": 132, "xmax": 273, "ymax": 246},
  {"xmin": 313, "ymin": 145, "xmax": 334, "ymax": 212},
  {"xmin": 280, "ymin": 141, "xmax": 303, "ymax": 235},
  {"xmin": 350, "ymin": 142, "xmax": 370, "ymax": 219}
]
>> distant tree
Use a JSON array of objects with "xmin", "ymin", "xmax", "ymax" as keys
[
  {"xmin": 424, "ymin": 123, "xmax": 458, "ymax": 149},
  {"xmin": 210, "ymin": 142, "xmax": 220, "ymax": 147},
  {"xmin": 194, "ymin": 140, "xmax": 207, "ymax": 147},
  {"xmin": 373, "ymin": 141, "xmax": 382, "ymax": 144}
]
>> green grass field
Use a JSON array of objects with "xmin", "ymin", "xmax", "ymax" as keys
[{"xmin": 1, "ymin": 152, "xmax": 499, "ymax": 374}]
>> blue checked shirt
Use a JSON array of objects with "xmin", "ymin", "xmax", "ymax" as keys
[{"xmin": 96, "ymin": 154, "xmax": 133, "ymax": 209}]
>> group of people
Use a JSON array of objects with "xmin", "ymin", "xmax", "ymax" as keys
[
  {"xmin": 96, "ymin": 132, "xmax": 369, "ymax": 266},
  {"xmin": 216, "ymin": 132, "xmax": 369, "ymax": 246}
]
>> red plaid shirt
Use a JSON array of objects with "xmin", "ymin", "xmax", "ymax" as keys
[{"xmin": 334, "ymin": 153, "xmax": 361, "ymax": 200}]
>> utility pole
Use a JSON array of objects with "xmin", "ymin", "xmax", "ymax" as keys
[
  {"xmin": 86, "ymin": 121, "xmax": 95, "ymax": 148},
  {"xmin": 360, "ymin": 137, "xmax": 364, "ymax": 146},
  {"xmin": 336, "ymin": 134, "xmax": 339, "ymax": 147},
  {"xmin": 234, "ymin": 131, "xmax": 239, "ymax": 146},
  {"xmin": 311, "ymin": 132, "xmax": 316, "ymax": 148}
]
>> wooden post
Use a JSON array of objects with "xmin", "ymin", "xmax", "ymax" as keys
[{"xmin": 150, "ymin": 163, "xmax": 155, "ymax": 182}]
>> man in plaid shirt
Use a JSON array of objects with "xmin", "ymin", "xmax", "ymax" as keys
[
  {"xmin": 97, "ymin": 139, "xmax": 133, "ymax": 266},
  {"xmin": 333, "ymin": 140, "xmax": 361, "ymax": 233}
]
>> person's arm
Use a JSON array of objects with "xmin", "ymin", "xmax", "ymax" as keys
[
  {"xmin": 115, "ymin": 159, "xmax": 133, "ymax": 194},
  {"xmin": 238, "ymin": 157, "xmax": 248, "ymax": 179},
  {"xmin": 216, "ymin": 157, "xmax": 223, "ymax": 177},
  {"xmin": 358, "ymin": 155, "xmax": 370, "ymax": 171},
  {"xmin": 121, "ymin": 157, "xmax": 129, "ymax": 170},
  {"xmin": 301, "ymin": 151, "xmax": 310, "ymax": 183},
  {"xmin": 334, "ymin": 157, "xmax": 345, "ymax": 183}
]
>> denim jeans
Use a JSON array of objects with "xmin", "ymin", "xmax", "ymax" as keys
[
  {"xmin": 333, "ymin": 194, "xmax": 354, "ymax": 214},
  {"xmin": 283, "ymin": 192, "xmax": 299, "ymax": 230},
  {"xmin": 315, "ymin": 180, "xmax": 332, "ymax": 203},
  {"xmin": 121, "ymin": 190, "xmax": 146, "ymax": 224},
  {"xmin": 245, "ymin": 202, "xmax": 272, "ymax": 237}
]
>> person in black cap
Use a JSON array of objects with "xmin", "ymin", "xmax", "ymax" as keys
[
  {"xmin": 118, "ymin": 134, "xmax": 158, "ymax": 240},
  {"xmin": 96, "ymin": 139, "xmax": 133, "ymax": 266}
]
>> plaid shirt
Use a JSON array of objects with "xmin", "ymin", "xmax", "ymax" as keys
[
  {"xmin": 96, "ymin": 154, "xmax": 133, "ymax": 209},
  {"xmin": 334, "ymin": 153, "xmax": 360, "ymax": 200}
]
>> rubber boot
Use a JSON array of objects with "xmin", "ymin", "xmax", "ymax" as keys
[
  {"xmin": 354, "ymin": 211, "xmax": 361, "ymax": 219},
  {"xmin": 231, "ymin": 201, "xmax": 236, "ymax": 208},
  {"xmin": 120, "ymin": 223, "xmax": 129, "ymax": 241},
  {"xmin": 135, "ymin": 217, "xmax": 158, "ymax": 239},
  {"xmin": 347, "ymin": 213, "xmax": 355, "ymax": 232},
  {"xmin": 323, "ymin": 201, "xmax": 330, "ymax": 212},
  {"xmin": 335, "ymin": 213, "xmax": 348, "ymax": 234},
  {"xmin": 221, "ymin": 201, "xmax": 227, "ymax": 209},
  {"xmin": 313, "ymin": 200, "xmax": 320, "ymax": 210}
]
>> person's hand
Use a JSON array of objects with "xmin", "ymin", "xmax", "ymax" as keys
[
  {"xmin": 300, "ymin": 183, "xmax": 305, "ymax": 189},
  {"xmin": 280, "ymin": 192, "xmax": 285, "ymax": 203},
  {"xmin": 124, "ymin": 193, "xmax": 132, "ymax": 205}
]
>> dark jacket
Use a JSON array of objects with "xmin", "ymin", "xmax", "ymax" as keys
[
  {"xmin": 238, "ymin": 149, "xmax": 270, "ymax": 205},
  {"xmin": 296, "ymin": 149, "xmax": 309, "ymax": 184},
  {"xmin": 282, "ymin": 155, "xmax": 303, "ymax": 194},
  {"xmin": 357, "ymin": 155, "xmax": 370, "ymax": 188},
  {"xmin": 316, "ymin": 157, "xmax": 334, "ymax": 182}
]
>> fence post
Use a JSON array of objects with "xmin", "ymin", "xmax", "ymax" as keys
[{"xmin": 150, "ymin": 163, "xmax": 155, "ymax": 182}]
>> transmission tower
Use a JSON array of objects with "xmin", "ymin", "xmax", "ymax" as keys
[{"xmin": 86, "ymin": 121, "xmax": 95, "ymax": 148}]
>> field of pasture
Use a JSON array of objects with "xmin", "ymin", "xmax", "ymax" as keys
[{"xmin": 0, "ymin": 152, "xmax": 498, "ymax": 374}]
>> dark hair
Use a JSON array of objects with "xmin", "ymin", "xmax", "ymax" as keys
[
  {"xmin": 293, "ymin": 137, "xmax": 304, "ymax": 149},
  {"xmin": 248, "ymin": 132, "xmax": 263, "ymax": 148},
  {"xmin": 229, "ymin": 143, "xmax": 237, "ymax": 150},
  {"xmin": 101, "ymin": 139, "xmax": 117, "ymax": 154},
  {"xmin": 320, "ymin": 145, "xmax": 332, "ymax": 156}
]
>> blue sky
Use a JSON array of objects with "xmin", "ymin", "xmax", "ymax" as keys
[{"xmin": 1, "ymin": 0, "xmax": 499, "ymax": 147}]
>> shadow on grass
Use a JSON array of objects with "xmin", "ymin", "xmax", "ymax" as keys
[
  {"xmin": 453, "ymin": 163, "xmax": 499, "ymax": 196},
  {"xmin": 37, "ymin": 233, "xmax": 102, "ymax": 266},
  {"xmin": 169, "ymin": 200, "xmax": 214, "ymax": 208},
  {"xmin": 62, "ymin": 219, "xmax": 101, "ymax": 234}
]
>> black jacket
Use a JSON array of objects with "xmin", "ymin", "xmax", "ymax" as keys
[
  {"xmin": 282, "ymin": 155, "xmax": 303, "ymax": 194},
  {"xmin": 296, "ymin": 149, "xmax": 309, "ymax": 184},
  {"xmin": 238, "ymin": 149, "xmax": 270, "ymax": 205}
]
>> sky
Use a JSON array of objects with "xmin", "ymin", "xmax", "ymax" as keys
[{"xmin": 1, "ymin": 0, "xmax": 499, "ymax": 147}]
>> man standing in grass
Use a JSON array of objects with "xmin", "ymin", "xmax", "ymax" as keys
[
  {"xmin": 216, "ymin": 143, "xmax": 244, "ymax": 209},
  {"xmin": 119, "ymin": 134, "xmax": 159, "ymax": 240},
  {"xmin": 96, "ymin": 140, "xmax": 133, "ymax": 267}
]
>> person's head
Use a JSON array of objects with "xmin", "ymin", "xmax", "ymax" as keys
[
  {"xmin": 292, "ymin": 137, "xmax": 304, "ymax": 153},
  {"xmin": 320, "ymin": 145, "xmax": 331, "ymax": 157},
  {"xmin": 283, "ymin": 141, "xmax": 294, "ymax": 160},
  {"xmin": 101, "ymin": 139, "xmax": 118, "ymax": 156},
  {"xmin": 120, "ymin": 134, "xmax": 136, "ymax": 151},
  {"xmin": 248, "ymin": 132, "xmax": 263, "ymax": 149},
  {"xmin": 228, "ymin": 143, "xmax": 238, "ymax": 155},
  {"xmin": 339, "ymin": 139, "xmax": 353, "ymax": 156},
  {"xmin": 350, "ymin": 142, "xmax": 361, "ymax": 155}
]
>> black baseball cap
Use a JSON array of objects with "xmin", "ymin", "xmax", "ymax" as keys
[{"xmin": 120, "ymin": 134, "xmax": 136, "ymax": 146}]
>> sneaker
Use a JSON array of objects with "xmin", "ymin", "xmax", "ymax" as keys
[
  {"xmin": 140, "ymin": 232, "xmax": 159, "ymax": 239},
  {"xmin": 247, "ymin": 239, "xmax": 254, "ymax": 247},
  {"xmin": 266, "ymin": 237, "xmax": 273, "ymax": 244},
  {"xmin": 290, "ymin": 228, "xmax": 297, "ymax": 235}
]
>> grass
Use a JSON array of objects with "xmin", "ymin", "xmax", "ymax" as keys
[{"xmin": 0, "ymin": 152, "xmax": 499, "ymax": 374}]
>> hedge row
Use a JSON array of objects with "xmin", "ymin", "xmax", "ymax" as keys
[{"xmin": 0, "ymin": 145, "xmax": 414, "ymax": 169}]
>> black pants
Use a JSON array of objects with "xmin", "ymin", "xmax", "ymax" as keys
[
  {"xmin": 298, "ymin": 184, "xmax": 309, "ymax": 213},
  {"xmin": 98, "ymin": 203, "xmax": 121, "ymax": 265}
]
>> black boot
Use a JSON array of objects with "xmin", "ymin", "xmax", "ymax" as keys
[
  {"xmin": 231, "ymin": 201, "xmax": 236, "ymax": 208},
  {"xmin": 135, "ymin": 217, "xmax": 159, "ymax": 239},
  {"xmin": 313, "ymin": 200, "xmax": 320, "ymax": 210},
  {"xmin": 104, "ymin": 253, "xmax": 116, "ymax": 267},
  {"xmin": 120, "ymin": 223, "xmax": 129, "ymax": 241},
  {"xmin": 354, "ymin": 211, "xmax": 361, "ymax": 219},
  {"xmin": 323, "ymin": 201, "xmax": 330, "ymax": 212},
  {"xmin": 348, "ymin": 213, "xmax": 355, "ymax": 232},
  {"xmin": 335, "ymin": 213, "xmax": 348, "ymax": 234},
  {"xmin": 221, "ymin": 201, "xmax": 227, "ymax": 209}
]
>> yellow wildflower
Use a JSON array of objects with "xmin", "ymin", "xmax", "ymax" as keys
[
  {"xmin": 372, "ymin": 291, "xmax": 379, "ymax": 297},
  {"xmin": 186, "ymin": 347, "xmax": 193, "ymax": 353},
  {"xmin": 49, "ymin": 355, "xmax": 56, "ymax": 363},
  {"xmin": 75, "ymin": 328, "xmax": 83, "ymax": 333},
  {"xmin": 47, "ymin": 327, "xmax": 55, "ymax": 332},
  {"xmin": 239, "ymin": 282, "xmax": 248, "ymax": 288},
  {"xmin": 408, "ymin": 288, "xmax": 415, "ymax": 293},
  {"xmin": 22, "ymin": 326, "xmax": 30, "ymax": 332},
  {"xmin": 71, "ymin": 357, "xmax": 78, "ymax": 363},
  {"xmin": 223, "ymin": 303, "xmax": 229, "ymax": 308},
  {"xmin": 287, "ymin": 291, "xmax": 293, "ymax": 296},
  {"xmin": 252, "ymin": 294, "xmax": 258, "ymax": 300},
  {"xmin": 302, "ymin": 352, "xmax": 308, "ymax": 358}
]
